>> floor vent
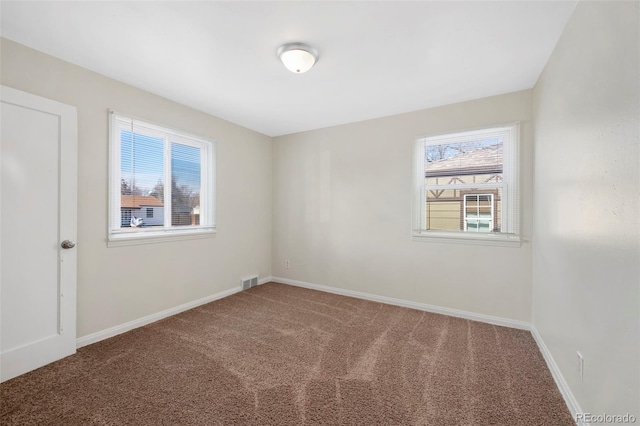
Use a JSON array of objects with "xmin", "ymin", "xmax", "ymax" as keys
[{"xmin": 242, "ymin": 275, "xmax": 258, "ymax": 290}]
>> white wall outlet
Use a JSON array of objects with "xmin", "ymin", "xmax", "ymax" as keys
[
  {"xmin": 577, "ymin": 351, "xmax": 584, "ymax": 381},
  {"xmin": 285, "ymin": 259, "xmax": 290, "ymax": 269}
]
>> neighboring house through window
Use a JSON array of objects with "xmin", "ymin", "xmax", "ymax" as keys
[
  {"xmin": 119, "ymin": 195, "xmax": 163, "ymax": 227},
  {"xmin": 109, "ymin": 112, "xmax": 216, "ymax": 245},
  {"xmin": 413, "ymin": 124, "xmax": 520, "ymax": 245}
]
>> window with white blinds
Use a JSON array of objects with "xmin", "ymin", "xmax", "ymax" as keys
[
  {"xmin": 109, "ymin": 112, "xmax": 215, "ymax": 245},
  {"xmin": 412, "ymin": 124, "xmax": 520, "ymax": 246}
]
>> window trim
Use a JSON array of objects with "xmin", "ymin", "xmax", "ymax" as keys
[
  {"xmin": 412, "ymin": 123, "xmax": 520, "ymax": 247},
  {"xmin": 108, "ymin": 111, "xmax": 216, "ymax": 247}
]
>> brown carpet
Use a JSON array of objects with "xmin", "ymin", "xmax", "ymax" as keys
[{"xmin": 1, "ymin": 282, "xmax": 574, "ymax": 425}]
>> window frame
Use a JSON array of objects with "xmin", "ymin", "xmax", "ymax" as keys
[
  {"xmin": 412, "ymin": 123, "xmax": 520, "ymax": 247},
  {"xmin": 108, "ymin": 111, "xmax": 216, "ymax": 247}
]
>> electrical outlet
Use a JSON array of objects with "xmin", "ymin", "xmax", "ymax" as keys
[
  {"xmin": 285, "ymin": 259, "xmax": 290, "ymax": 269},
  {"xmin": 577, "ymin": 351, "xmax": 584, "ymax": 381}
]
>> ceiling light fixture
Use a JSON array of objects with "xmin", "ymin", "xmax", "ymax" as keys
[{"xmin": 277, "ymin": 42, "xmax": 318, "ymax": 74}]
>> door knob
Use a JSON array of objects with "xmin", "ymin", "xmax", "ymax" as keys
[{"xmin": 61, "ymin": 240, "xmax": 76, "ymax": 249}]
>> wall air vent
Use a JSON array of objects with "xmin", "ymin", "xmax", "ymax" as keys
[{"xmin": 241, "ymin": 275, "xmax": 258, "ymax": 290}]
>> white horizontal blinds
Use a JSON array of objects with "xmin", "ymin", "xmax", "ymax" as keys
[
  {"xmin": 122, "ymin": 117, "xmax": 165, "ymax": 230},
  {"xmin": 170, "ymin": 139, "xmax": 201, "ymax": 227},
  {"xmin": 420, "ymin": 125, "xmax": 518, "ymax": 234},
  {"xmin": 501, "ymin": 124, "xmax": 520, "ymax": 236},
  {"xmin": 112, "ymin": 115, "xmax": 167, "ymax": 232}
]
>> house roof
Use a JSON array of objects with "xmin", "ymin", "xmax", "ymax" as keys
[
  {"xmin": 121, "ymin": 195, "xmax": 163, "ymax": 208},
  {"xmin": 426, "ymin": 145, "xmax": 502, "ymax": 177}
]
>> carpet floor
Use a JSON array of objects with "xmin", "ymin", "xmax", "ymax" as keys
[{"xmin": 1, "ymin": 282, "xmax": 574, "ymax": 425}]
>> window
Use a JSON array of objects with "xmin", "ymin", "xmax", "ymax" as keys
[
  {"xmin": 413, "ymin": 124, "xmax": 519, "ymax": 246},
  {"xmin": 463, "ymin": 193, "xmax": 494, "ymax": 232},
  {"xmin": 109, "ymin": 112, "xmax": 215, "ymax": 245}
]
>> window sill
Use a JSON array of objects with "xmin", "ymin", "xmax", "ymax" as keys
[
  {"xmin": 108, "ymin": 227, "xmax": 216, "ymax": 247},
  {"xmin": 412, "ymin": 231, "xmax": 521, "ymax": 247}
]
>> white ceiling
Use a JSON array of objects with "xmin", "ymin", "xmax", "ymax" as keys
[{"xmin": 1, "ymin": 1, "xmax": 576, "ymax": 137}]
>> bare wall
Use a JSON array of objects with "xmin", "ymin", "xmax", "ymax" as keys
[
  {"xmin": 272, "ymin": 90, "xmax": 534, "ymax": 322},
  {"xmin": 1, "ymin": 38, "xmax": 273, "ymax": 338},
  {"xmin": 532, "ymin": 1, "xmax": 639, "ymax": 419}
]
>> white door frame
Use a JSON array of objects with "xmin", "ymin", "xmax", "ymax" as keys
[{"xmin": 0, "ymin": 85, "xmax": 78, "ymax": 382}]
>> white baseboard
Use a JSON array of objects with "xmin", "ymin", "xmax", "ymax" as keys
[
  {"xmin": 271, "ymin": 276, "xmax": 530, "ymax": 330},
  {"xmin": 258, "ymin": 276, "xmax": 273, "ymax": 285},
  {"xmin": 76, "ymin": 285, "xmax": 243, "ymax": 348},
  {"xmin": 531, "ymin": 326, "xmax": 584, "ymax": 426}
]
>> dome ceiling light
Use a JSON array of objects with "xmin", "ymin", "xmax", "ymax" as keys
[{"xmin": 277, "ymin": 42, "xmax": 318, "ymax": 74}]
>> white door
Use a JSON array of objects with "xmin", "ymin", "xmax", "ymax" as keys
[{"xmin": 0, "ymin": 85, "xmax": 77, "ymax": 382}]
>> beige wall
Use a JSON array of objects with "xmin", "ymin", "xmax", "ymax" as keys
[
  {"xmin": 532, "ymin": 1, "xmax": 639, "ymax": 419},
  {"xmin": 0, "ymin": 38, "xmax": 273, "ymax": 338},
  {"xmin": 273, "ymin": 90, "xmax": 534, "ymax": 321}
]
